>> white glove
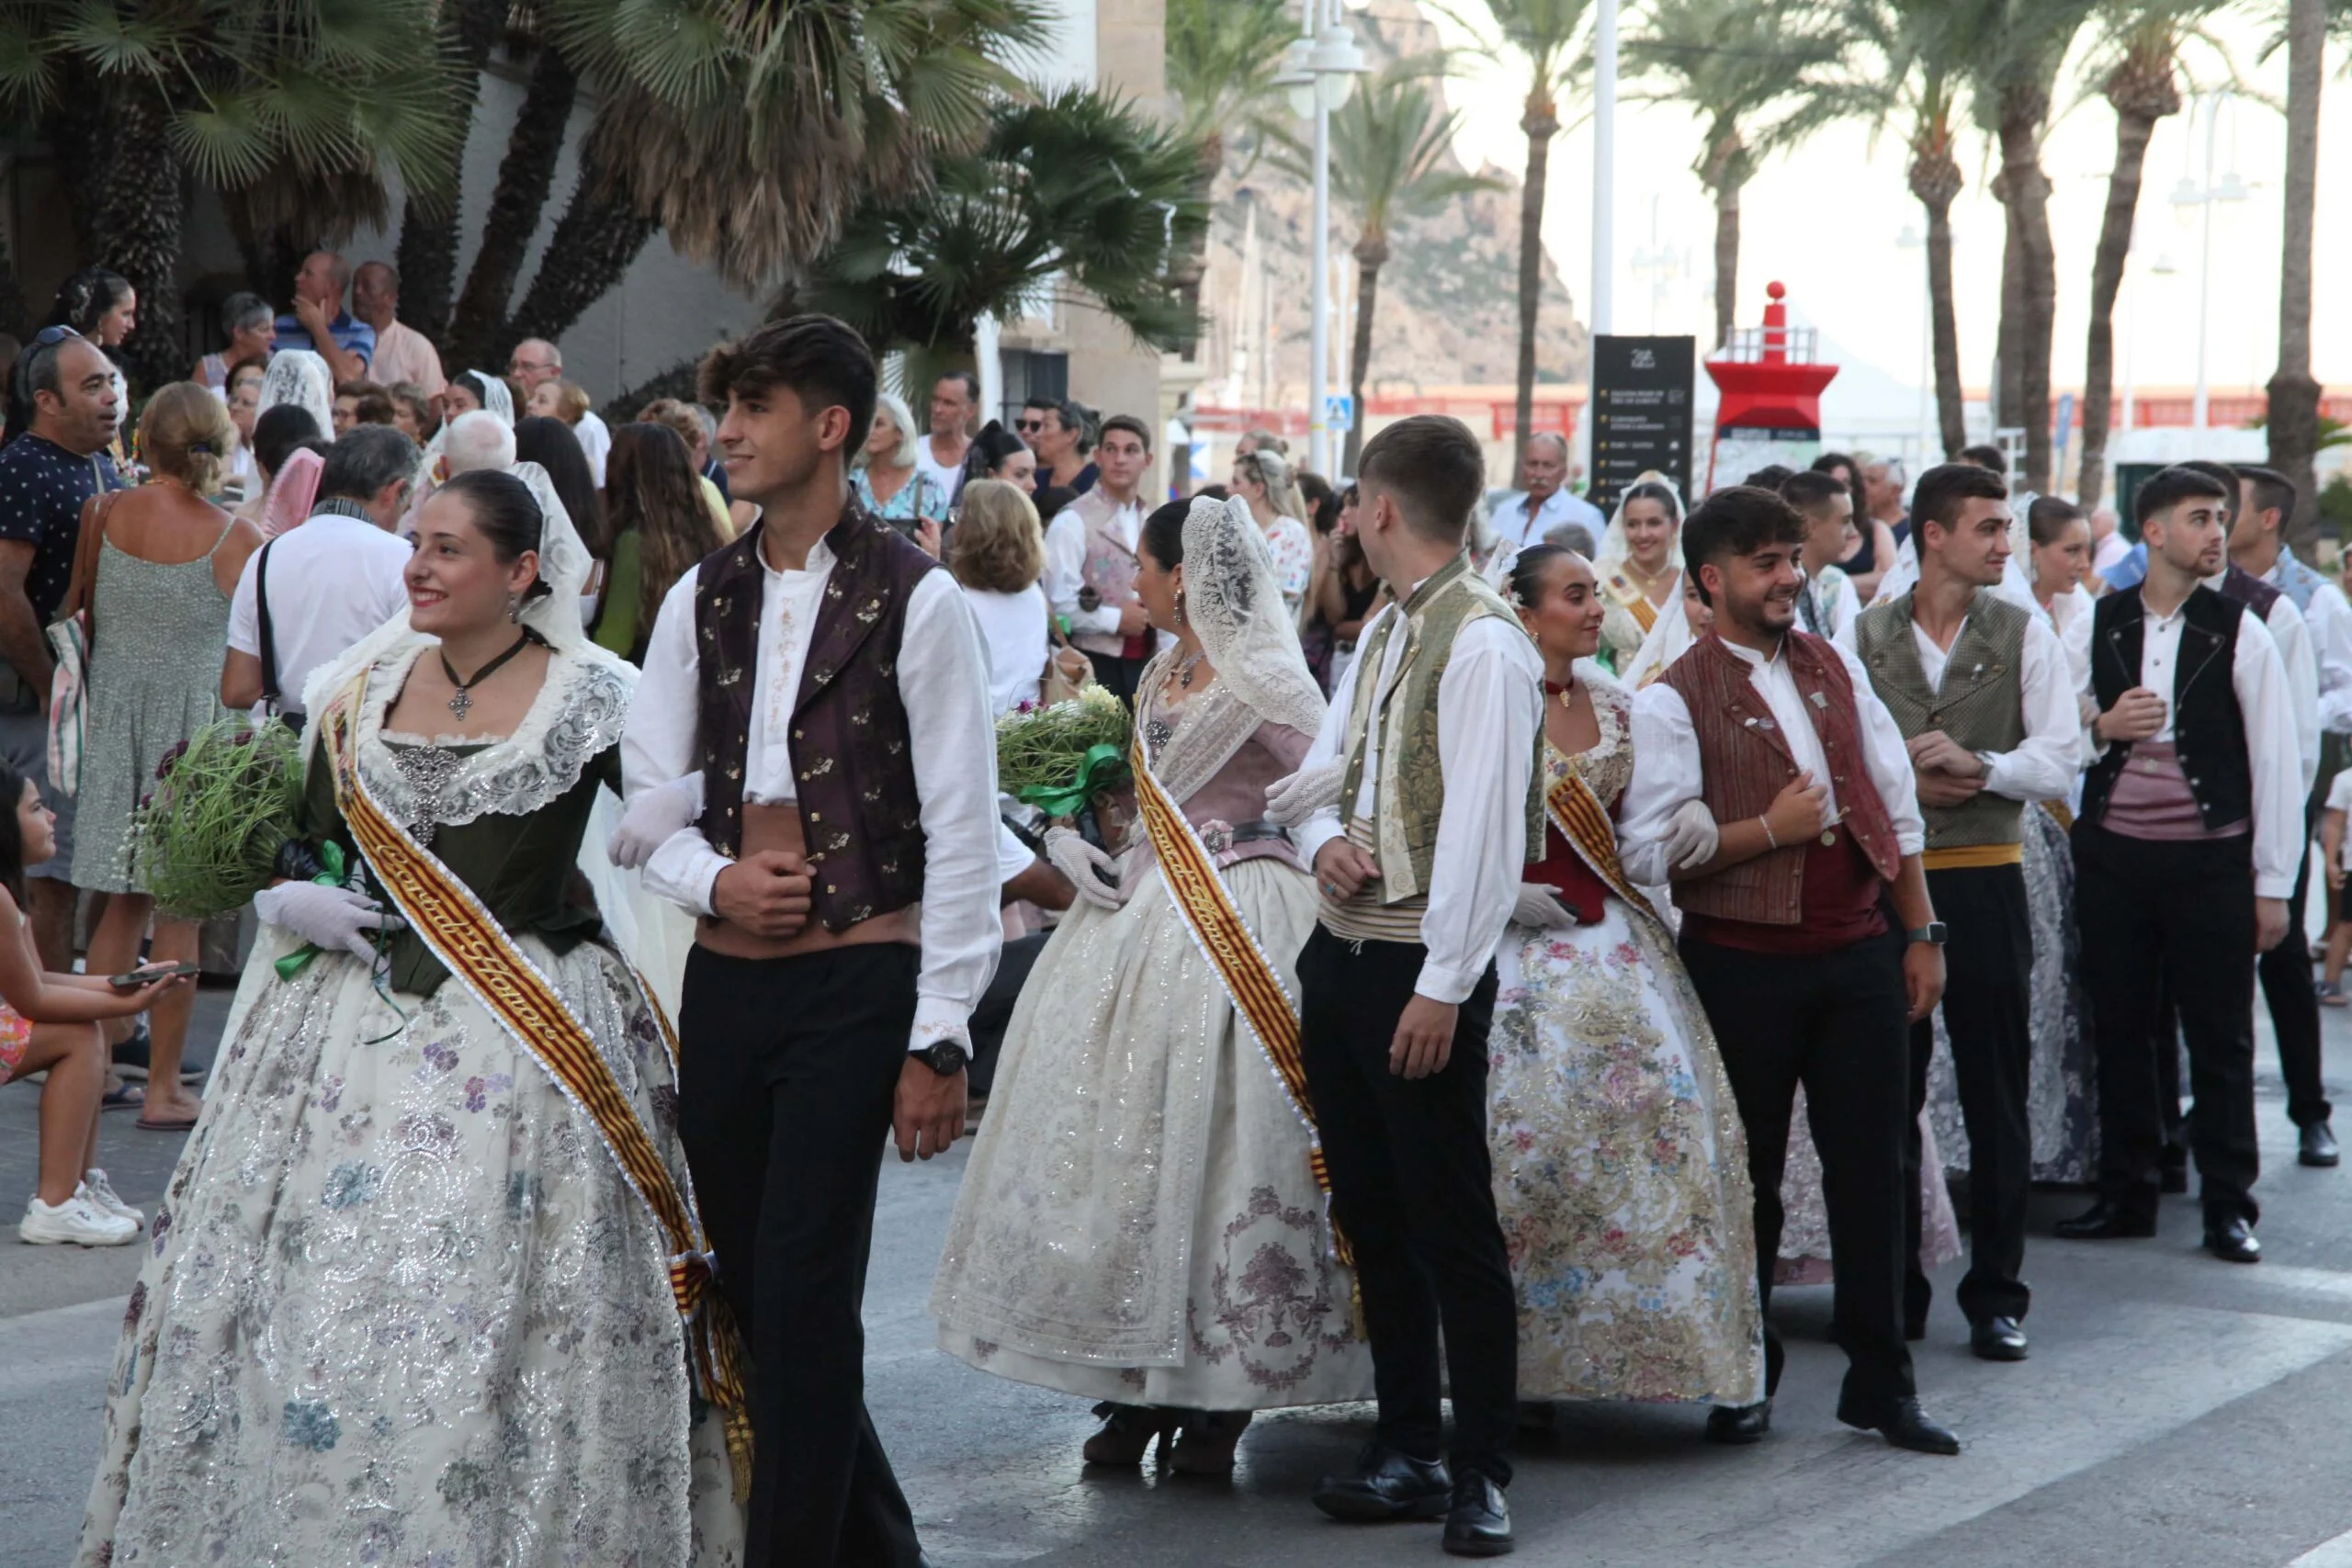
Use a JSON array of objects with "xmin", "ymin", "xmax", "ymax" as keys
[
  {"xmin": 1662, "ymin": 798, "xmax": 1721, "ymax": 873},
  {"xmin": 254, "ymin": 882, "xmax": 396, "ymax": 960},
  {"xmin": 1045, "ymin": 826, "xmax": 1125, "ymax": 910},
  {"xmin": 1513, "ymin": 883, "xmax": 1578, "ymax": 929},
  {"xmin": 1265, "ymin": 761, "xmax": 1345, "ymax": 829},
  {"xmin": 609, "ymin": 773, "xmax": 705, "ymax": 870}
]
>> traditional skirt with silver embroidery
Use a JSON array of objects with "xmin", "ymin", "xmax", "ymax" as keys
[
  {"xmin": 76, "ymin": 936, "xmax": 744, "ymax": 1567},
  {"xmin": 932, "ymin": 856, "xmax": 1374, "ymax": 1410}
]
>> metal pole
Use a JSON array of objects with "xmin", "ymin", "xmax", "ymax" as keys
[
  {"xmin": 2193, "ymin": 95, "xmax": 2218, "ymax": 432},
  {"xmin": 1591, "ymin": 0, "xmax": 1618, "ymax": 336},
  {"xmin": 1308, "ymin": 7, "xmax": 1333, "ymax": 475}
]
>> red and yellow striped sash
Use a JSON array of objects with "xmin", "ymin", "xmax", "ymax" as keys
[
  {"xmin": 320, "ymin": 672, "xmax": 752, "ymax": 1495},
  {"xmin": 1129, "ymin": 737, "xmax": 1352, "ymax": 1269},
  {"xmin": 1544, "ymin": 766, "xmax": 1659, "ymax": 926}
]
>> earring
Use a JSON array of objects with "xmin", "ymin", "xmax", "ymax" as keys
[
  {"xmin": 506, "ymin": 592, "xmax": 522, "ymax": 624},
  {"xmin": 1173, "ymin": 588, "xmax": 1186, "ymax": 623}
]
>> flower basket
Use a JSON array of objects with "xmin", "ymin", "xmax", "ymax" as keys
[
  {"xmin": 995, "ymin": 685, "xmax": 1134, "ymax": 833},
  {"xmin": 128, "ymin": 716, "xmax": 308, "ymax": 921}
]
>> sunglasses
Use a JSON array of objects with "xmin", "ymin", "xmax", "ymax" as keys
[{"xmin": 1016, "ymin": 419, "xmax": 1045, "ymax": 433}]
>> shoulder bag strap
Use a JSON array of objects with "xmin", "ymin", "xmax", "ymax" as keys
[
  {"xmin": 255, "ymin": 537, "xmax": 282, "ymax": 711},
  {"xmin": 59, "ymin": 480, "xmax": 120, "ymax": 639}
]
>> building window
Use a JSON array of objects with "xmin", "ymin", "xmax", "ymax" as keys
[{"xmin": 999, "ymin": 350, "xmax": 1069, "ymax": 430}]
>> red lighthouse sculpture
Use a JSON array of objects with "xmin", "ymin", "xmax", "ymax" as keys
[{"xmin": 1702, "ymin": 281, "xmax": 1840, "ymax": 493}]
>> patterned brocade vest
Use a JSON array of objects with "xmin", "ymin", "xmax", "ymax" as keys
[
  {"xmin": 1065, "ymin": 489, "xmax": 1143, "ymax": 661},
  {"xmin": 691, "ymin": 502, "xmax": 939, "ymax": 931},
  {"xmin": 1336, "ymin": 553, "xmax": 1545, "ymax": 904},
  {"xmin": 1855, "ymin": 589, "xmax": 2030, "ymax": 852},
  {"xmin": 1660, "ymin": 630, "xmax": 1901, "ymax": 926}
]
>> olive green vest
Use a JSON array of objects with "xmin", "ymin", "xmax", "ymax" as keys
[
  {"xmin": 1337, "ymin": 554, "xmax": 1545, "ymax": 903},
  {"xmin": 1854, "ymin": 589, "xmax": 2030, "ymax": 850}
]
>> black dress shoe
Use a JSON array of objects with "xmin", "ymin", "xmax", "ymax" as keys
[
  {"xmin": 1704, "ymin": 1399, "xmax": 1771, "ymax": 1444},
  {"xmin": 1442, "ymin": 1472, "xmax": 1514, "ymax": 1558},
  {"xmin": 1970, "ymin": 1315, "xmax": 2030, "ymax": 1361},
  {"xmin": 2204, "ymin": 1215, "xmax": 2262, "ymax": 1263},
  {"xmin": 1839, "ymin": 1395, "xmax": 1960, "ymax": 1455},
  {"xmin": 2301, "ymin": 1122, "xmax": 2340, "ymax": 1168},
  {"xmin": 2053, "ymin": 1201, "xmax": 2157, "ymax": 1240},
  {"xmin": 1311, "ymin": 1443, "xmax": 1452, "ymax": 1523}
]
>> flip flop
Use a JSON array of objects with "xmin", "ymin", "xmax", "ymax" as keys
[
  {"xmin": 136, "ymin": 1109, "xmax": 200, "ymax": 1132},
  {"xmin": 100, "ymin": 1080, "xmax": 144, "ymax": 1112}
]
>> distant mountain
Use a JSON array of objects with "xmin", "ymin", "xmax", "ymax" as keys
[{"xmin": 1193, "ymin": 0, "xmax": 1589, "ymax": 405}]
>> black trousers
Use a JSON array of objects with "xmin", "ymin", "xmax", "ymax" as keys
[
  {"xmin": 2257, "ymin": 792, "xmax": 2333, "ymax": 1128},
  {"xmin": 1296, "ymin": 926, "xmax": 1516, "ymax": 1483},
  {"xmin": 968, "ymin": 929, "xmax": 1048, "ymax": 1097},
  {"xmin": 1904, "ymin": 864, "xmax": 2033, "ymax": 1327},
  {"xmin": 2074, "ymin": 824, "xmax": 2261, "ymax": 1226},
  {"xmin": 677, "ymin": 942, "xmax": 923, "ymax": 1568},
  {"xmin": 1679, "ymin": 926, "xmax": 1917, "ymax": 1416},
  {"xmin": 1088, "ymin": 650, "xmax": 1153, "ymax": 706}
]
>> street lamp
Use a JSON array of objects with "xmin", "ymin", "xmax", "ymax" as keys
[
  {"xmin": 1272, "ymin": 0, "xmax": 1366, "ymax": 475},
  {"xmin": 2170, "ymin": 92, "xmax": 2249, "ymax": 431}
]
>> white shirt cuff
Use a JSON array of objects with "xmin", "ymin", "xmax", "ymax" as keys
[
  {"xmin": 1412, "ymin": 960, "xmax": 1479, "ymax": 1006},
  {"xmin": 2256, "ymin": 874, "xmax": 2298, "ymax": 901},
  {"xmin": 912, "ymin": 995, "xmax": 973, "ymax": 1053},
  {"xmin": 1295, "ymin": 817, "xmax": 1345, "ymax": 874}
]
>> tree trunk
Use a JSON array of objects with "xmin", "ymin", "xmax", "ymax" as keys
[
  {"xmin": 0, "ymin": 177, "xmax": 30, "ymax": 338},
  {"xmin": 503, "ymin": 151, "xmax": 662, "ymax": 366},
  {"xmin": 1713, "ymin": 178, "xmax": 1740, "ymax": 352},
  {"xmin": 2269, "ymin": 0, "xmax": 2325, "ymax": 559},
  {"xmin": 446, "ymin": 41, "xmax": 579, "ymax": 368},
  {"xmin": 1343, "ymin": 233, "xmax": 1385, "ymax": 476},
  {"xmin": 88, "ymin": 84, "xmax": 187, "ymax": 392},
  {"xmin": 1514, "ymin": 91, "xmax": 1558, "ymax": 475},
  {"xmin": 2078, "ymin": 97, "xmax": 2165, "ymax": 512},
  {"xmin": 396, "ymin": 0, "xmax": 511, "ymax": 344},
  {"xmin": 1996, "ymin": 93, "xmax": 2057, "ymax": 491},
  {"xmin": 1911, "ymin": 133, "xmax": 1967, "ymax": 458},
  {"xmin": 1993, "ymin": 173, "xmax": 2022, "ymax": 437}
]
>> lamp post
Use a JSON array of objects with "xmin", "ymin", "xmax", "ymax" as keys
[
  {"xmin": 1272, "ymin": 1, "xmax": 1366, "ymax": 476},
  {"xmin": 1592, "ymin": 0, "xmax": 1618, "ymax": 337},
  {"xmin": 2170, "ymin": 91, "xmax": 2249, "ymax": 432}
]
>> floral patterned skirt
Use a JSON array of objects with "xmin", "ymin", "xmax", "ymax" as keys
[
  {"xmin": 1490, "ymin": 900, "xmax": 1766, "ymax": 1405},
  {"xmin": 932, "ymin": 857, "xmax": 1372, "ymax": 1411},
  {"xmin": 76, "ymin": 935, "xmax": 743, "ymax": 1568}
]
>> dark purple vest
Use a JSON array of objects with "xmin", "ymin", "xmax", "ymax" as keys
[{"xmin": 692, "ymin": 501, "xmax": 939, "ymax": 931}]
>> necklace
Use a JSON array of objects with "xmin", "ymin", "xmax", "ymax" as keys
[
  {"xmin": 1553, "ymin": 675, "xmax": 1577, "ymax": 712},
  {"xmin": 1174, "ymin": 649, "xmax": 1207, "ymax": 689},
  {"xmin": 439, "ymin": 632, "xmax": 534, "ymax": 720}
]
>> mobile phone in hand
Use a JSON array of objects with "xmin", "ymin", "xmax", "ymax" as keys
[{"xmin": 108, "ymin": 962, "xmax": 202, "ymax": 989}]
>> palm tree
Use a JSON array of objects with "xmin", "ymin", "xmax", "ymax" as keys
[
  {"xmin": 1309, "ymin": 58, "xmax": 1500, "ymax": 469},
  {"xmin": 394, "ymin": 0, "xmax": 513, "ymax": 344},
  {"xmin": 0, "ymin": 0, "xmax": 463, "ymax": 389},
  {"xmin": 1623, "ymin": 0, "xmax": 1849, "ymax": 351},
  {"xmin": 1446, "ymin": 0, "xmax": 1590, "ymax": 470},
  {"xmin": 444, "ymin": 36, "xmax": 582, "ymax": 371},
  {"xmin": 1165, "ymin": 0, "xmax": 1300, "ymax": 349},
  {"xmin": 2267, "ymin": 0, "xmax": 2326, "ymax": 556},
  {"xmin": 1974, "ymin": 0, "xmax": 2098, "ymax": 492},
  {"xmin": 2075, "ymin": 1, "xmax": 2211, "ymax": 511},
  {"xmin": 795, "ymin": 90, "xmax": 1206, "ymax": 358}
]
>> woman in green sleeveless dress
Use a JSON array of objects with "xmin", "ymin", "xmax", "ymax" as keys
[{"xmin": 73, "ymin": 383, "xmax": 264, "ymax": 1127}]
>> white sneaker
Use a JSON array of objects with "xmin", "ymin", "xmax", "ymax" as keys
[
  {"xmin": 20, "ymin": 1192, "xmax": 138, "ymax": 1247},
  {"xmin": 79, "ymin": 1169, "xmax": 143, "ymax": 1227}
]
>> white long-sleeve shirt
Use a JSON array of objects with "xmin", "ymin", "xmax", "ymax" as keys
[
  {"xmin": 2209, "ymin": 569, "xmax": 2319, "ymax": 795},
  {"xmin": 1619, "ymin": 636, "xmax": 1928, "ymax": 889},
  {"xmin": 1043, "ymin": 498, "xmax": 1142, "ymax": 638},
  {"xmin": 2293, "ymin": 574, "xmax": 2352, "ymax": 737},
  {"xmin": 1908, "ymin": 604, "xmax": 2081, "ymax": 804},
  {"xmin": 2088, "ymin": 592, "xmax": 2303, "ymax": 900},
  {"xmin": 1297, "ymin": 601, "xmax": 1544, "ymax": 1004},
  {"xmin": 622, "ymin": 535, "xmax": 1003, "ymax": 1050}
]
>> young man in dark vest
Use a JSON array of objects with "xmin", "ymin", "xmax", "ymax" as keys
[
  {"xmin": 620, "ymin": 315, "xmax": 1003, "ymax": 1565},
  {"xmin": 1295, "ymin": 414, "xmax": 1544, "ymax": 1555},
  {"xmin": 1620, "ymin": 485, "xmax": 1959, "ymax": 1455},
  {"xmin": 2057, "ymin": 464, "xmax": 2301, "ymax": 1265},
  {"xmin": 1853, "ymin": 462, "xmax": 2080, "ymax": 1363}
]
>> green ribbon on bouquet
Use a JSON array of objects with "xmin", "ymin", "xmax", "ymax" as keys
[
  {"xmin": 271, "ymin": 840, "xmax": 354, "ymax": 981},
  {"xmin": 1014, "ymin": 742, "xmax": 1128, "ymax": 818}
]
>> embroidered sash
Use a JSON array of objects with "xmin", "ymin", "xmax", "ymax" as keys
[
  {"xmin": 318, "ymin": 672, "xmax": 753, "ymax": 1495},
  {"xmin": 1610, "ymin": 571, "xmax": 1661, "ymax": 635},
  {"xmin": 1544, "ymin": 765, "xmax": 1661, "ymax": 928},
  {"xmin": 1129, "ymin": 734, "xmax": 1353, "ymax": 1271}
]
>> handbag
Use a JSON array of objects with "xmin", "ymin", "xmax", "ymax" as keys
[
  {"xmin": 44, "ymin": 479, "xmax": 119, "ymax": 798},
  {"xmin": 1040, "ymin": 624, "xmax": 1093, "ymax": 706}
]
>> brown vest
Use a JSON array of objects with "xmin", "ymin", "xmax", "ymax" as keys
[
  {"xmin": 1661, "ymin": 630, "xmax": 1901, "ymax": 926},
  {"xmin": 693, "ymin": 502, "xmax": 939, "ymax": 932}
]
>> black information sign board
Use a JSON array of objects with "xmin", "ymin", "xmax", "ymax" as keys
[{"xmin": 1588, "ymin": 335, "xmax": 1694, "ymax": 515}]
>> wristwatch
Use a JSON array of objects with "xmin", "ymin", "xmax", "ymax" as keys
[
  {"xmin": 1905, "ymin": 922, "xmax": 1949, "ymax": 946},
  {"xmin": 916, "ymin": 1041, "xmax": 970, "ymax": 1077}
]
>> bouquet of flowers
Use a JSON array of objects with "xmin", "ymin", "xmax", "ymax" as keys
[
  {"xmin": 129, "ymin": 716, "xmax": 309, "ymax": 921},
  {"xmin": 995, "ymin": 684, "xmax": 1133, "ymax": 821}
]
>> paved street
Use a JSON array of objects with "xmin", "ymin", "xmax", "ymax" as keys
[{"xmin": 11, "ymin": 987, "xmax": 2352, "ymax": 1565}]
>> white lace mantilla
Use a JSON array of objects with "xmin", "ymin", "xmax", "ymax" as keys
[{"xmin": 346, "ymin": 640, "xmax": 632, "ymax": 831}]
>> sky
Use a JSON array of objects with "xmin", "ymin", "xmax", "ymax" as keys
[{"xmin": 1416, "ymin": 2, "xmax": 2348, "ymax": 409}]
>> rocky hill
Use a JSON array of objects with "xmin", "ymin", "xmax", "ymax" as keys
[{"xmin": 1195, "ymin": 0, "xmax": 1589, "ymax": 404}]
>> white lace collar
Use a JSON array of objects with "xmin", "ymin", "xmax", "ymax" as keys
[{"xmin": 355, "ymin": 639, "xmax": 632, "ymax": 829}]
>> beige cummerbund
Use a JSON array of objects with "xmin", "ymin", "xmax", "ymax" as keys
[
  {"xmin": 695, "ymin": 801, "xmax": 919, "ymax": 961},
  {"xmin": 1317, "ymin": 816, "xmax": 1429, "ymax": 945}
]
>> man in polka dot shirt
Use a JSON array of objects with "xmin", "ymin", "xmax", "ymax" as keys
[{"xmin": 0, "ymin": 331, "xmax": 123, "ymax": 964}]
